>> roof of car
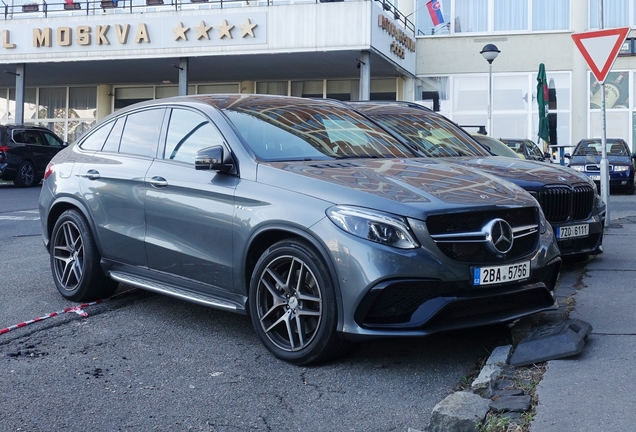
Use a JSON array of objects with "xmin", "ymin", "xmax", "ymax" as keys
[
  {"xmin": 578, "ymin": 138, "xmax": 626, "ymax": 144},
  {"xmin": 500, "ymin": 138, "xmax": 535, "ymax": 145},
  {"xmin": 0, "ymin": 124, "xmax": 52, "ymax": 130}
]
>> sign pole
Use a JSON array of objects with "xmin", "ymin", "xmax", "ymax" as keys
[
  {"xmin": 600, "ymin": 80, "xmax": 610, "ymax": 226},
  {"xmin": 599, "ymin": 3, "xmax": 610, "ymax": 227}
]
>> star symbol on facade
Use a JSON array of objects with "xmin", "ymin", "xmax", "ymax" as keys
[
  {"xmin": 194, "ymin": 21, "xmax": 212, "ymax": 40},
  {"xmin": 217, "ymin": 20, "xmax": 234, "ymax": 39},
  {"xmin": 172, "ymin": 22, "xmax": 189, "ymax": 41},
  {"xmin": 240, "ymin": 18, "xmax": 257, "ymax": 38}
]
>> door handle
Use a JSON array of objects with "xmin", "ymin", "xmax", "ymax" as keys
[
  {"xmin": 85, "ymin": 169, "xmax": 100, "ymax": 180},
  {"xmin": 149, "ymin": 176, "xmax": 168, "ymax": 188}
]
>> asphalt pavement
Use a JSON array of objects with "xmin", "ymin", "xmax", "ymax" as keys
[{"xmin": 531, "ymin": 207, "xmax": 636, "ymax": 430}]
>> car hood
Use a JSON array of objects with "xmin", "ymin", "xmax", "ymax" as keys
[
  {"xmin": 569, "ymin": 155, "xmax": 632, "ymax": 166},
  {"xmin": 439, "ymin": 156, "xmax": 592, "ymax": 189},
  {"xmin": 257, "ymin": 158, "xmax": 536, "ymax": 217}
]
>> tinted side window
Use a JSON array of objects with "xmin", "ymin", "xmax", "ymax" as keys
[
  {"xmin": 164, "ymin": 108, "xmax": 225, "ymax": 164},
  {"xmin": 13, "ymin": 130, "xmax": 42, "ymax": 145},
  {"xmin": 42, "ymin": 131, "xmax": 63, "ymax": 147},
  {"xmin": 119, "ymin": 108, "xmax": 165, "ymax": 158},
  {"xmin": 102, "ymin": 117, "xmax": 125, "ymax": 153},
  {"xmin": 79, "ymin": 120, "xmax": 115, "ymax": 151},
  {"xmin": 12, "ymin": 131, "xmax": 27, "ymax": 144}
]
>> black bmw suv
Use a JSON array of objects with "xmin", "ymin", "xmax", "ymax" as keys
[
  {"xmin": 347, "ymin": 101, "xmax": 606, "ymax": 260},
  {"xmin": 0, "ymin": 124, "xmax": 66, "ymax": 187}
]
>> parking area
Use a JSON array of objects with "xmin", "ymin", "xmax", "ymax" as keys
[{"xmin": 0, "ymin": 184, "xmax": 513, "ymax": 432}]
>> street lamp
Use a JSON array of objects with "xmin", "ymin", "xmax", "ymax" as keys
[{"xmin": 481, "ymin": 44, "xmax": 500, "ymax": 136}]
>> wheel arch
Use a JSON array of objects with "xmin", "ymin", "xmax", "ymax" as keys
[
  {"xmin": 45, "ymin": 197, "xmax": 101, "ymax": 253},
  {"xmin": 242, "ymin": 225, "xmax": 345, "ymax": 330}
]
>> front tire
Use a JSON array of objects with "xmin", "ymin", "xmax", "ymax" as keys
[
  {"xmin": 13, "ymin": 161, "xmax": 37, "ymax": 187},
  {"xmin": 249, "ymin": 239, "xmax": 349, "ymax": 365},
  {"xmin": 50, "ymin": 209, "xmax": 118, "ymax": 301}
]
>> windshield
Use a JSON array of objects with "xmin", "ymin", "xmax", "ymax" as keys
[
  {"xmin": 224, "ymin": 103, "xmax": 415, "ymax": 161},
  {"xmin": 365, "ymin": 112, "xmax": 491, "ymax": 158},
  {"xmin": 573, "ymin": 140, "xmax": 627, "ymax": 157}
]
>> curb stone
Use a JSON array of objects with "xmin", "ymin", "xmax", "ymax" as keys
[
  {"xmin": 426, "ymin": 342, "xmax": 537, "ymax": 431},
  {"xmin": 428, "ymin": 391, "xmax": 492, "ymax": 432}
]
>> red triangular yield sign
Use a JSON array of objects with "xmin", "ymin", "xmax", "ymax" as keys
[{"xmin": 572, "ymin": 27, "xmax": 630, "ymax": 83}]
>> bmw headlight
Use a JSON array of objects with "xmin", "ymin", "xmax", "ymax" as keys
[
  {"xmin": 327, "ymin": 206, "xmax": 420, "ymax": 249},
  {"xmin": 614, "ymin": 166, "xmax": 629, "ymax": 172},
  {"xmin": 570, "ymin": 165, "xmax": 584, "ymax": 172}
]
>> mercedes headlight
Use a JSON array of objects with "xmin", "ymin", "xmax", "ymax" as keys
[{"xmin": 327, "ymin": 206, "xmax": 420, "ymax": 249}]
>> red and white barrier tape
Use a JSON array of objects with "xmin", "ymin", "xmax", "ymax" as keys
[{"xmin": 0, "ymin": 288, "xmax": 138, "ymax": 335}]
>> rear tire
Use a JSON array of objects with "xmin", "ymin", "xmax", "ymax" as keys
[
  {"xmin": 249, "ymin": 239, "xmax": 350, "ymax": 365},
  {"xmin": 50, "ymin": 209, "xmax": 118, "ymax": 301},
  {"xmin": 13, "ymin": 161, "xmax": 37, "ymax": 187}
]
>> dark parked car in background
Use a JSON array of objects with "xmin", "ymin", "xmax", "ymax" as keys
[
  {"xmin": 500, "ymin": 138, "xmax": 552, "ymax": 163},
  {"xmin": 39, "ymin": 94, "xmax": 562, "ymax": 365},
  {"xmin": 566, "ymin": 138, "xmax": 635, "ymax": 195},
  {"xmin": 347, "ymin": 101, "xmax": 606, "ymax": 260},
  {"xmin": 0, "ymin": 124, "xmax": 66, "ymax": 187}
]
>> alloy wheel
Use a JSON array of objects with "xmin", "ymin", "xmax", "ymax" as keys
[
  {"xmin": 255, "ymin": 255, "xmax": 323, "ymax": 352},
  {"xmin": 20, "ymin": 163, "xmax": 35, "ymax": 186},
  {"xmin": 52, "ymin": 220, "xmax": 84, "ymax": 292}
]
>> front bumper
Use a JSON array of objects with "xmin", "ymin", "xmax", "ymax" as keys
[
  {"xmin": 553, "ymin": 219, "xmax": 604, "ymax": 257},
  {"xmin": 310, "ymin": 210, "xmax": 562, "ymax": 340}
]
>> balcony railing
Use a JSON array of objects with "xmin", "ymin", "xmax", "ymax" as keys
[{"xmin": 4, "ymin": 0, "xmax": 413, "ymax": 32}]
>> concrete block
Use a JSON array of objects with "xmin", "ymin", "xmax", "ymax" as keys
[{"xmin": 509, "ymin": 319, "xmax": 592, "ymax": 367}]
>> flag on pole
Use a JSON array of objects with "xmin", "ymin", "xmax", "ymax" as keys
[
  {"xmin": 537, "ymin": 63, "xmax": 550, "ymax": 144},
  {"xmin": 427, "ymin": 0, "xmax": 445, "ymax": 26}
]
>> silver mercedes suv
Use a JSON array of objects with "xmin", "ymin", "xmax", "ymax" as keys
[{"xmin": 39, "ymin": 94, "xmax": 561, "ymax": 365}]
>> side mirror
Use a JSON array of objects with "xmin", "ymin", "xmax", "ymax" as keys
[
  {"xmin": 564, "ymin": 153, "xmax": 571, "ymax": 159},
  {"xmin": 543, "ymin": 152, "xmax": 551, "ymax": 159},
  {"xmin": 195, "ymin": 145, "xmax": 233, "ymax": 173}
]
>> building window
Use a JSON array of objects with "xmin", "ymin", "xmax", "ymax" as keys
[
  {"xmin": 291, "ymin": 81, "xmax": 324, "ymax": 98},
  {"xmin": 0, "ymin": 89, "xmax": 8, "ymax": 122},
  {"xmin": 155, "ymin": 85, "xmax": 196, "ymax": 99},
  {"xmin": 67, "ymin": 87, "xmax": 98, "ymax": 143},
  {"xmin": 327, "ymin": 80, "xmax": 360, "ymax": 101},
  {"xmin": 2, "ymin": 86, "xmax": 97, "ymax": 142},
  {"xmin": 589, "ymin": 70, "xmax": 633, "ymax": 151},
  {"xmin": 419, "ymin": 76, "xmax": 450, "ymax": 111},
  {"xmin": 418, "ymin": 71, "xmax": 571, "ymax": 150},
  {"xmin": 417, "ymin": 0, "xmax": 570, "ymax": 36},
  {"xmin": 115, "ymin": 87, "xmax": 154, "ymax": 110},
  {"xmin": 198, "ymin": 83, "xmax": 240, "ymax": 94},
  {"xmin": 494, "ymin": 0, "xmax": 528, "ymax": 32},
  {"xmin": 590, "ymin": 72, "xmax": 629, "ymax": 110},
  {"xmin": 256, "ymin": 82, "xmax": 288, "ymax": 96},
  {"xmin": 533, "ymin": 0, "xmax": 570, "ymax": 31},
  {"xmin": 590, "ymin": 0, "xmax": 630, "ymax": 29},
  {"xmin": 370, "ymin": 78, "xmax": 398, "ymax": 100}
]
